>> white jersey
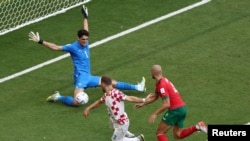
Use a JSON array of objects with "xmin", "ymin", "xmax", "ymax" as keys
[{"xmin": 101, "ymin": 88, "xmax": 128, "ymax": 125}]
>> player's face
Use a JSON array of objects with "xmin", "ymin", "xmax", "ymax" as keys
[{"xmin": 78, "ymin": 35, "xmax": 88, "ymax": 46}]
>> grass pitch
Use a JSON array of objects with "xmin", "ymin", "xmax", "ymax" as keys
[{"xmin": 0, "ymin": 0, "xmax": 249, "ymax": 141}]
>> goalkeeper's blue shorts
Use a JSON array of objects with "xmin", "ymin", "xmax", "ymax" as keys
[{"xmin": 74, "ymin": 73, "xmax": 100, "ymax": 89}]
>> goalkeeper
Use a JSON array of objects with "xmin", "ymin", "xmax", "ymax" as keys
[{"xmin": 28, "ymin": 5, "xmax": 146, "ymax": 107}]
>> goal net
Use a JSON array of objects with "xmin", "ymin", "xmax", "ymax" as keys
[{"xmin": 0, "ymin": 0, "xmax": 91, "ymax": 36}]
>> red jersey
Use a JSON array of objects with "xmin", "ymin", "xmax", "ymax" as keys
[{"xmin": 155, "ymin": 77, "xmax": 186, "ymax": 109}]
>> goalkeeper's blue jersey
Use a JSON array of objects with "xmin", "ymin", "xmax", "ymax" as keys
[{"xmin": 62, "ymin": 41, "xmax": 91, "ymax": 75}]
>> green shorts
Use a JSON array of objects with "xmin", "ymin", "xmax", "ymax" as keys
[{"xmin": 162, "ymin": 106, "xmax": 187, "ymax": 128}]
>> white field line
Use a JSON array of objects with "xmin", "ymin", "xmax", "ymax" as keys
[{"xmin": 0, "ymin": 0, "xmax": 211, "ymax": 84}]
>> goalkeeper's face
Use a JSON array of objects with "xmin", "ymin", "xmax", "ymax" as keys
[{"xmin": 78, "ymin": 35, "xmax": 88, "ymax": 46}]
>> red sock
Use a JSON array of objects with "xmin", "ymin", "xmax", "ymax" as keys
[
  {"xmin": 179, "ymin": 126, "xmax": 197, "ymax": 139},
  {"xmin": 157, "ymin": 134, "xmax": 168, "ymax": 141}
]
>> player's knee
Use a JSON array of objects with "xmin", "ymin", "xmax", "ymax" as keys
[{"xmin": 75, "ymin": 91, "xmax": 89, "ymax": 105}]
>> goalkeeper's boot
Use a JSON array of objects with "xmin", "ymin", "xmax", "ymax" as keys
[
  {"xmin": 137, "ymin": 77, "xmax": 146, "ymax": 92},
  {"xmin": 196, "ymin": 121, "xmax": 208, "ymax": 134},
  {"xmin": 137, "ymin": 134, "xmax": 145, "ymax": 141},
  {"xmin": 46, "ymin": 91, "xmax": 60, "ymax": 102}
]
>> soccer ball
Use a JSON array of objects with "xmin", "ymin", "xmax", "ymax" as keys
[{"xmin": 75, "ymin": 92, "xmax": 89, "ymax": 105}]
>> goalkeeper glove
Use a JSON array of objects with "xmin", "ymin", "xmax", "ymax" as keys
[
  {"xmin": 28, "ymin": 31, "xmax": 43, "ymax": 44},
  {"xmin": 81, "ymin": 5, "xmax": 88, "ymax": 19}
]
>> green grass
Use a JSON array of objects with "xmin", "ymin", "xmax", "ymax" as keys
[{"xmin": 0, "ymin": 0, "xmax": 250, "ymax": 141}]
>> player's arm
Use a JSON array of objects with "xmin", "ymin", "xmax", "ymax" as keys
[
  {"xmin": 83, "ymin": 99, "xmax": 103, "ymax": 118},
  {"xmin": 125, "ymin": 95, "xmax": 148, "ymax": 103},
  {"xmin": 148, "ymin": 97, "xmax": 169, "ymax": 123},
  {"xmin": 83, "ymin": 18, "xmax": 88, "ymax": 32},
  {"xmin": 152, "ymin": 97, "xmax": 169, "ymax": 115},
  {"xmin": 28, "ymin": 31, "xmax": 62, "ymax": 50},
  {"xmin": 42, "ymin": 41, "xmax": 62, "ymax": 50},
  {"xmin": 81, "ymin": 5, "xmax": 89, "ymax": 32},
  {"xmin": 145, "ymin": 93, "xmax": 159, "ymax": 105},
  {"xmin": 134, "ymin": 93, "xmax": 159, "ymax": 109}
]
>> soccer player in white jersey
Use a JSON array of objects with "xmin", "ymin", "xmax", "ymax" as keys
[
  {"xmin": 83, "ymin": 76, "xmax": 147, "ymax": 141},
  {"xmin": 28, "ymin": 5, "xmax": 146, "ymax": 107}
]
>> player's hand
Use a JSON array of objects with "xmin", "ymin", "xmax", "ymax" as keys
[
  {"xmin": 134, "ymin": 103, "xmax": 144, "ymax": 109},
  {"xmin": 148, "ymin": 114, "xmax": 157, "ymax": 123},
  {"xmin": 81, "ymin": 5, "xmax": 88, "ymax": 19},
  {"xmin": 28, "ymin": 31, "xmax": 43, "ymax": 44},
  {"xmin": 83, "ymin": 109, "xmax": 90, "ymax": 118},
  {"xmin": 146, "ymin": 93, "xmax": 155, "ymax": 99},
  {"xmin": 28, "ymin": 31, "xmax": 40, "ymax": 42}
]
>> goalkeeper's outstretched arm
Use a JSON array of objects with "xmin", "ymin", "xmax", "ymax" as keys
[
  {"xmin": 83, "ymin": 18, "xmax": 88, "ymax": 32},
  {"xmin": 28, "ymin": 31, "xmax": 62, "ymax": 51},
  {"xmin": 81, "ymin": 5, "xmax": 89, "ymax": 32}
]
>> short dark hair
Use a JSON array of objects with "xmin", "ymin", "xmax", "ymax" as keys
[
  {"xmin": 101, "ymin": 76, "xmax": 112, "ymax": 85},
  {"xmin": 77, "ymin": 29, "xmax": 89, "ymax": 38}
]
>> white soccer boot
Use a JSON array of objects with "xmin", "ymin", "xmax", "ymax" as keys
[
  {"xmin": 46, "ymin": 91, "xmax": 61, "ymax": 102},
  {"xmin": 137, "ymin": 134, "xmax": 145, "ymax": 141},
  {"xmin": 137, "ymin": 77, "xmax": 146, "ymax": 92},
  {"xmin": 196, "ymin": 121, "xmax": 208, "ymax": 134}
]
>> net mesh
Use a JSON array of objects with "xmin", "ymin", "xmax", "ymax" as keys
[{"xmin": 0, "ymin": 0, "xmax": 91, "ymax": 35}]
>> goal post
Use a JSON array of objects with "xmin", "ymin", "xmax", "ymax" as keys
[{"xmin": 0, "ymin": 0, "xmax": 91, "ymax": 36}]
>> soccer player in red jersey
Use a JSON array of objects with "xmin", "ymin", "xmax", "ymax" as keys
[{"xmin": 134, "ymin": 64, "xmax": 207, "ymax": 141}]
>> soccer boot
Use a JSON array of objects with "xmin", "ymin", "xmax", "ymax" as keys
[
  {"xmin": 46, "ymin": 91, "xmax": 60, "ymax": 102},
  {"xmin": 137, "ymin": 134, "xmax": 145, "ymax": 141},
  {"xmin": 196, "ymin": 121, "xmax": 208, "ymax": 133},
  {"xmin": 137, "ymin": 77, "xmax": 146, "ymax": 92}
]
